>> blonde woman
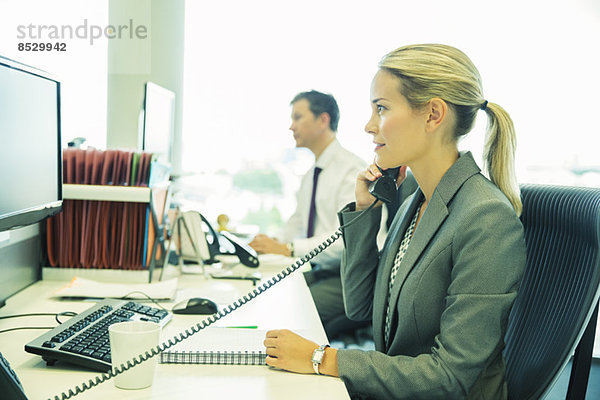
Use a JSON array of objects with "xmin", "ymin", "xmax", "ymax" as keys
[{"xmin": 264, "ymin": 44, "xmax": 526, "ymax": 399}]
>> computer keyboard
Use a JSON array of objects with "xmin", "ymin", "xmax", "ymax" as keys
[{"xmin": 25, "ymin": 298, "xmax": 172, "ymax": 372}]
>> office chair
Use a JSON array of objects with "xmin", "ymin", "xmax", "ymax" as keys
[{"xmin": 504, "ymin": 184, "xmax": 600, "ymax": 399}]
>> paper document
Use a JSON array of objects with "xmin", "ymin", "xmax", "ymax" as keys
[
  {"xmin": 164, "ymin": 327, "xmax": 267, "ymax": 353},
  {"xmin": 53, "ymin": 277, "xmax": 178, "ymax": 300}
]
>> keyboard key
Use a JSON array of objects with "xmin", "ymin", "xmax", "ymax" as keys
[
  {"xmin": 91, "ymin": 351, "xmax": 106, "ymax": 360},
  {"xmin": 156, "ymin": 310, "xmax": 169, "ymax": 319},
  {"xmin": 81, "ymin": 348, "xmax": 95, "ymax": 357},
  {"xmin": 70, "ymin": 346, "xmax": 85, "ymax": 354}
]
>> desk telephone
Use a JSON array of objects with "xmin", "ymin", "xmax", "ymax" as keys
[
  {"xmin": 177, "ymin": 211, "xmax": 259, "ymax": 268},
  {"xmin": 3, "ymin": 168, "xmax": 399, "ymax": 400}
]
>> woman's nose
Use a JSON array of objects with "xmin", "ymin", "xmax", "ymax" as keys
[{"xmin": 364, "ymin": 116, "xmax": 377, "ymax": 135}]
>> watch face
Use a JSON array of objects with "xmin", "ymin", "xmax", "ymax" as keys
[{"xmin": 312, "ymin": 349, "xmax": 324, "ymax": 364}]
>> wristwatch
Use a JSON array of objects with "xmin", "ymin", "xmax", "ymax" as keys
[{"xmin": 311, "ymin": 344, "xmax": 330, "ymax": 375}]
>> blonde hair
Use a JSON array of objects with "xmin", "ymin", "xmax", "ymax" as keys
[{"xmin": 379, "ymin": 44, "xmax": 522, "ymax": 216}]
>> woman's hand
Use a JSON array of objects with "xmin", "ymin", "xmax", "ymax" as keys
[
  {"xmin": 264, "ymin": 329, "xmax": 338, "ymax": 376},
  {"xmin": 264, "ymin": 329, "xmax": 317, "ymax": 373},
  {"xmin": 355, "ymin": 164, "xmax": 407, "ymax": 210}
]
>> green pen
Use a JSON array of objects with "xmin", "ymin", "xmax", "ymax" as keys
[{"xmin": 225, "ymin": 325, "xmax": 258, "ymax": 329}]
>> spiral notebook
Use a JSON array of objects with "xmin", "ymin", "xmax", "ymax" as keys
[{"xmin": 159, "ymin": 327, "xmax": 267, "ymax": 365}]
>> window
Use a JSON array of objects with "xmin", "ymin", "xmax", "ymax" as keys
[
  {"xmin": 182, "ymin": 0, "xmax": 599, "ymax": 235},
  {"xmin": 0, "ymin": 0, "xmax": 108, "ymax": 149}
]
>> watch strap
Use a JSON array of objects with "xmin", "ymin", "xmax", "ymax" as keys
[{"xmin": 312, "ymin": 344, "xmax": 330, "ymax": 375}]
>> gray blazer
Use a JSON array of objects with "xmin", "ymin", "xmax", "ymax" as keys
[{"xmin": 337, "ymin": 152, "xmax": 526, "ymax": 399}]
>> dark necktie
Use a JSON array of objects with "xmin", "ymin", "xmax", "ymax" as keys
[{"xmin": 306, "ymin": 166, "xmax": 322, "ymax": 238}]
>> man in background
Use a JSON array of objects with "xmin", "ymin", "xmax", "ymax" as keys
[{"xmin": 249, "ymin": 90, "xmax": 366, "ymax": 338}]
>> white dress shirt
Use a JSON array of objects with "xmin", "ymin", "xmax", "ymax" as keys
[{"xmin": 277, "ymin": 139, "xmax": 366, "ymax": 270}]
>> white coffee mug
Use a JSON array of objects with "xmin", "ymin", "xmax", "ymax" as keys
[{"xmin": 109, "ymin": 321, "xmax": 161, "ymax": 390}]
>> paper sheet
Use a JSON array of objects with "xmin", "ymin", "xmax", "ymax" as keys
[
  {"xmin": 165, "ymin": 327, "xmax": 267, "ymax": 352},
  {"xmin": 53, "ymin": 276, "xmax": 178, "ymax": 300}
]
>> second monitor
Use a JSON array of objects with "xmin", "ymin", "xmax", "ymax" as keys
[{"xmin": 140, "ymin": 81, "xmax": 175, "ymax": 164}]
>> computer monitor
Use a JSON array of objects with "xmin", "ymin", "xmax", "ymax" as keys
[
  {"xmin": 0, "ymin": 56, "xmax": 63, "ymax": 232},
  {"xmin": 140, "ymin": 81, "xmax": 175, "ymax": 164}
]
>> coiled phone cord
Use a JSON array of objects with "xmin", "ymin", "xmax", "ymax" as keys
[{"xmin": 51, "ymin": 199, "xmax": 378, "ymax": 400}]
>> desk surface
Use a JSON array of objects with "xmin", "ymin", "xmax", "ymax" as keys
[{"xmin": 0, "ymin": 260, "xmax": 350, "ymax": 400}]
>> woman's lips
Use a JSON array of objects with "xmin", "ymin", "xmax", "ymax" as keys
[{"xmin": 374, "ymin": 143, "xmax": 385, "ymax": 151}]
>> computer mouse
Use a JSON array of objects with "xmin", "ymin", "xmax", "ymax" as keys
[{"xmin": 172, "ymin": 297, "xmax": 218, "ymax": 315}]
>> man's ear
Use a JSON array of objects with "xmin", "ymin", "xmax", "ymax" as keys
[
  {"xmin": 424, "ymin": 98, "xmax": 448, "ymax": 132},
  {"xmin": 318, "ymin": 112, "xmax": 331, "ymax": 129}
]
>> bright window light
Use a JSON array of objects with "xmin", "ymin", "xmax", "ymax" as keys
[
  {"xmin": 0, "ymin": 0, "xmax": 108, "ymax": 149},
  {"xmin": 181, "ymin": 0, "xmax": 600, "ymax": 233}
]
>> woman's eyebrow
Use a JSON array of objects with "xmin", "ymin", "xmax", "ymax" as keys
[{"xmin": 372, "ymin": 97, "xmax": 388, "ymax": 104}]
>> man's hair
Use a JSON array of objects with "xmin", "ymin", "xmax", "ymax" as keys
[{"xmin": 291, "ymin": 90, "xmax": 339, "ymax": 132}]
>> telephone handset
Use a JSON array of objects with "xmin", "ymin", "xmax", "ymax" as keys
[
  {"xmin": 219, "ymin": 230, "xmax": 259, "ymax": 268},
  {"xmin": 197, "ymin": 212, "xmax": 221, "ymax": 261},
  {"xmin": 51, "ymin": 201, "xmax": 378, "ymax": 400},
  {"xmin": 368, "ymin": 166, "xmax": 400, "ymax": 203}
]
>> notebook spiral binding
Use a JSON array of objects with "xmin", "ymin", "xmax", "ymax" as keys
[{"xmin": 50, "ymin": 199, "xmax": 377, "ymax": 400}]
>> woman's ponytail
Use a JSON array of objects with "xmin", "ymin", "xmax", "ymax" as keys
[{"xmin": 483, "ymin": 102, "xmax": 522, "ymax": 216}]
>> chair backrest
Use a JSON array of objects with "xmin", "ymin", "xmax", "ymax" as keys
[{"xmin": 504, "ymin": 184, "xmax": 600, "ymax": 399}]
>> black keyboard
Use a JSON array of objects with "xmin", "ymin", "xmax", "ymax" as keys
[{"xmin": 25, "ymin": 298, "xmax": 172, "ymax": 372}]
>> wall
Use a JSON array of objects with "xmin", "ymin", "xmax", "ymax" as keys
[{"xmin": 106, "ymin": 0, "xmax": 185, "ymax": 175}]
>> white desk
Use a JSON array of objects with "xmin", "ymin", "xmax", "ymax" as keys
[{"xmin": 0, "ymin": 260, "xmax": 350, "ymax": 400}]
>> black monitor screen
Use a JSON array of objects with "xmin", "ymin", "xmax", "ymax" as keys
[{"xmin": 0, "ymin": 57, "xmax": 62, "ymax": 232}]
